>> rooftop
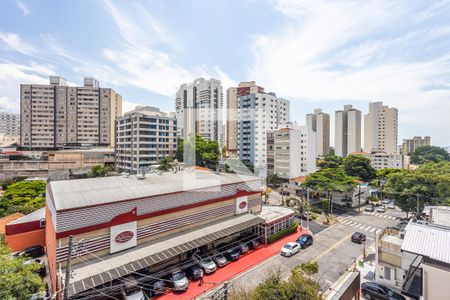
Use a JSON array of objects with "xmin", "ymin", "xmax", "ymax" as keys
[
  {"xmin": 402, "ymin": 222, "xmax": 450, "ymax": 264},
  {"xmin": 49, "ymin": 169, "xmax": 261, "ymax": 211},
  {"xmin": 8, "ymin": 207, "xmax": 45, "ymax": 225},
  {"xmin": 381, "ymin": 234, "xmax": 403, "ymax": 246},
  {"xmin": 258, "ymin": 206, "xmax": 295, "ymax": 223},
  {"xmin": 429, "ymin": 207, "xmax": 450, "ymax": 227}
]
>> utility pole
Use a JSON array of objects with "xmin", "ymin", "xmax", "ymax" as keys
[
  {"xmin": 223, "ymin": 281, "xmax": 229, "ymax": 300},
  {"xmin": 63, "ymin": 235, "xmax": 74, "ymax": 300},
  {"xmin": 416, "ymin": 194, "xmax": 420, "ymax": 215},
  {"xmin": 358, "ymin": 184, "xmax": 361, "ymax": 212}
]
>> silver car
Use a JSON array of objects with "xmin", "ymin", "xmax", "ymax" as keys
[
  {"xmin": 212, "ymin": 251, "xmax": 228, "ymax": 267},
  {"xmin": 171, "ymin": 269, "xmax": 189, "ymax": 291},
  {"xmin": 198, "ymin": 256, "xmax": 217, "ymax": 274}
]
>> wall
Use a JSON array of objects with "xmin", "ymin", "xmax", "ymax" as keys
[
  {"xmin": 5, "ymin": 228, "xmax": 45, "ymax": 252},
  {"xmin": 423, "ymin": 262, "xmax": 450, "ymax": 300}
]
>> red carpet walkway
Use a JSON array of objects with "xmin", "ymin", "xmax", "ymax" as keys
[{"xmin": 158, "ymin": 226, "xmax": 311, "ymax": 300}]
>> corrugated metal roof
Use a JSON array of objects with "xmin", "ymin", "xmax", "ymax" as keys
[
  {"xmin": 67, "ymin": 213, "xmax": 264, "ymax": 296},
  {"xmin": 401, "ymin": 222, "xmax": 450, "ymax": 264},
  {"xmin": 49, "ymin": 170, "xmax": 261, "ymax": 211},
  {"xmin": 8, "ymin": 207, "xmax": 45, "ymax": 225},
  {"xmin": 429, "ymin": 208, "xmax": 450, "ymax": 227}
]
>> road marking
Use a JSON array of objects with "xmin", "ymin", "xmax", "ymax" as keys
[
  {"xmin": 376, "ymin": 229, "xmax": 382, "ymax": 234},
  {"xmin": 358, "ymin": 225, "xmax": 365, "ymax": 229},
  {"xmin": 383, "ymin": 215, "xmax": 388, "ymax": 218},
  {"xmin": 370, "ymin": 228, "xmax": 376, "ymax": 233},
  {"xmin": 360, "ymin": 226, "xmax": 368, "ymax": 230},
  {"xmin": 342, "ymin": 220, "xmax": 352, "ymax": 225},
  {"xmin": 311, "ymin": 232, "xmax": 354, "ymax": 263},
  {"xmin": 350, "ymin": 222, "xmax": 358, "ymax": 227}
]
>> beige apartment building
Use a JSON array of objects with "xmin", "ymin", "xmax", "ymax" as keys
[
  {"xmin": 335, "ymin": 105, "xmax": 361, "ymax": 157},
  {"xmin": 306, "ymin": 108, "xmax": 330, "ymax": 157},
  {"xmin": 364, "ymin": 102, "xmax": 398, "ymax": 154},
  {"xmin": 401, "ymin": 136, "xmax": 431, "ymax": 155},
  {"xmin": 20, "ymin": 76, "xmax": 122, "ymax": 149},
  {"xmin": 226, "ymin": 81, "xmax": 265, "ymax": 157}
]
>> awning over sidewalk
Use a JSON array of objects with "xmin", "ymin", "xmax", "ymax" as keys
[{"xmin": 67, "ymin": 213, "xmax": 264, "ymax": 297}]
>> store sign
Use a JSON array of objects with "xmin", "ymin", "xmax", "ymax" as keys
[
  {"xmin": 236, "ymin": 196, "xmax": 248, "ymax": 215},
  {"xmin": 110, "ymin": 221, "xmax": 137, "ymax": 254}
]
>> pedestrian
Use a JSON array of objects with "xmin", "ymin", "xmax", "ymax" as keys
[{"xmin": 199, "ymin": 269, "xmax": 204, "ymax": 285}]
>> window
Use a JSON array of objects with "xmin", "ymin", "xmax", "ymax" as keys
[{"xmin": 384, "ymin": 266, "xmax": 391, "ymax": 281}]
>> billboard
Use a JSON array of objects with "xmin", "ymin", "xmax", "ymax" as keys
[
  {"xmin": 110, "ymin": 221, "xmax": 137, "ymax": 254},
  {"xmin": 235, "ymin": 196, "xmax": 248, "ymax": 215}
]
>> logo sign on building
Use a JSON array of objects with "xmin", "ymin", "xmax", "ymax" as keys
[
  {"xmin": 110, "ymin": 221, "xmax": 137, "ymax": 254},
  {"xmin": 235, "ymin": 196, "xmax": 248, "ymax": 215}
]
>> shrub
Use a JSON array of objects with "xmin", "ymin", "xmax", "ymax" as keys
[{"xmin": 267, "ymin": 223, "xmax": 298, "ymax": 244}]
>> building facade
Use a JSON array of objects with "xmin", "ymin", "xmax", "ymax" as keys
[
  {"xmin": 401, "ymin": 136, "xmax": 431, "ymax": 155},
  {"xmin": 175, "ymin": 78, "xmax": 223, "ymax": 145},
  {"xmin": 0, "ymin": 111, "xmax": 20, "ymax": 136},
  {"xmin": 238, "ymin": 92, "xmax": 290, "ymax": 177},
  {"xmin": 370, "ymin": 152, "xmax": 405, "ymax": 170},
  {"xmin": 364, "ymin": 102, "xmax": 398, "ymax": 154},
  {"xmin": 115, "ymin": 106, "xmax": 177, "ymax": 174},
  {"xmin": 335, "ymin": 105, "xmax": 361, "ymax": 157},
  {"xmin": 267, "ymin": 124, "xmax": 316, "ymax": 179},
  {"xmin": 226, "ymin": 82, "xmax": 264, "ymax": 157},
  {"xmin": 20, "ymin": 76, "xmax": 122, "ymax": 149},
  {"xmin": 306, "ymin": 108, "xmax": 330, "ymax": 157}
]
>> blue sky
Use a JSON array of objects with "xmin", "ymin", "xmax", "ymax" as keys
[{"xmin": 1, "ymin": 0, "xmax": 450, "ymax": 146}]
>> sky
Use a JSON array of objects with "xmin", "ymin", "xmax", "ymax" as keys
[{"xmin": 0, "ymin": 0, "xmax": 449, "ymax": 146}]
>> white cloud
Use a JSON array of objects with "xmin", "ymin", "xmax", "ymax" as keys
[
  {"xmin": 249, "ymin": 0, "xmax": 450, "ymax": 146},
  {"xmin": 0, "ymin": 32, "xmax": 36, "ymax": 55},
  {"xmin": 15, "ymin": 0, "xmax": 30, "ymax": 16}
]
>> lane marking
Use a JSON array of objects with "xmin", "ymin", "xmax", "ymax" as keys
[{"xmin": 311, "ymin": 232, "xmax": 354, "ymax": 263}]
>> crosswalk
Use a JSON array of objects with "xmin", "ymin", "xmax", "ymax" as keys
[
  {"xmin": 338, "ymin": 218, "xmax": 382, "ymax": 234},
  {"xmin": 362, "ymin": 211, "xmax": 399, "ymax": 220}
]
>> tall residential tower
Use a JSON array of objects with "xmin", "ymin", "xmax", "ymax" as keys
[
  {"xmin": 335, "ymin": 105, "xmax": 361, "ymax": 157},
  {"xmin": 306, "ymin": 108, "xmax": 330, "ymax": 157},
  {"xmin": 364, "ymin": 102, "xmax": 398, "ymax": 154}
]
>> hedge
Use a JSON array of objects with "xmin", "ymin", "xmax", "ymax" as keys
[{"xmin": 267, "ymin": 222, "xmax": 299, "ymax": 244}]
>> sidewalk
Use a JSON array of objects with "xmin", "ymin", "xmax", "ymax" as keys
[{"xmin": 158, "ymin": 226, "xmax": 310, "ymax": 300}]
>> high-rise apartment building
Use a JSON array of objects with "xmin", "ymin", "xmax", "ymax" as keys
[
  {"xmin": 115, "ymin": 106, "xmax": 177, "ymax": 174},
  {"xmin": 175, "ymin": 78, "xmax": 223, "ymax": 146},
  {"xmin": 364, "ymin": 102, "xmax": 398, "ymax": 154},
  {"xmin": 226, "ymin": 81, "xmax": 264, "ymax": 157},
  {"xmin": 0, "ymin": 111, "xmax": 20, "ymax": 136},
  {"xmin": 401, "ymin": 136, "xmax": 431, "ymax": 155},
  {"xmin": 20, "ymin": 76, "xmax": 122, "ymax": 149},
  {"xmin": 306, "ymin": 108, "xmax": 330, "ymax": 157},
  {"xmin": 335, "ymin": 105, "xmax": 361, "ymax": 157},
  {"xmin": 267, "ymin": 123, "xmax": 316, "ymax": 179},
  {"xmin": 238, "ymin": 92, "xmax": 289, "ymax": 177}
]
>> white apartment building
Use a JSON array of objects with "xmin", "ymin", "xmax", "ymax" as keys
[
  {"xmin": 370, "ymin": 152, "xmax": 404, "ymax": 170},
  {"xmin": 20, "ymin": 76, "xmax": 122, "ymax": 149},
  {"xmin": 238, "ymin": 92, "xmax": 289, "ymax": 177},
  {"xmin": 226, "ymin": 81, "xmax": 264, "ymax": 157},
  {"xmin": 0, "ymin": 111, "xmax": 20, "ymax": 136},
  {"xmin": 306, "ymin": 108, "xmax": 330, "ymax": 157},
  {"xmin": 364, "ymin": 102, "xmax": 398, "ymax": 154},
  {"xmin": 335, "ymin": 105, "xmax": 361, "ymax": 157},
  {"xmin": 175, "ymin": 78, "xmax": 223, "ymax": 146},
  {"xmin": 401, "ymin": 136, "xmax": 431, "ymax": 155},
  {"xmin": 267, "ymin": 124, "xmax": 316, "ymax": 180},
  {"xmin": 115, "ymin": 106, "xmax": 177, "ymax": 174}
]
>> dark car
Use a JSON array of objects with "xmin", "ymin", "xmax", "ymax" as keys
[
  {"xmin": 24, "ymin": 258, "xmax": 46, "ymax": 277},
  {"xmin": 185, "ymin": 264, "xmax": 203, "ymax": 280},
  {"xmin": 224, "ymin": 247, "xmax": 241, "ymax": 261},
  {"xmin": 152, "ymin": 279, "xmax": 166, "ymax": 295},
  {"xmin": 17, "ymin": 245, "xmax": 45, "ymax": 259},
  {"xmin": 247, "ymin": 239, "xmax": 260, "ymax": 250},
  {"xmin": 351, "ymin": 232, "xmax": 366, "ymax": 244},
  {"xmin": 361, "ymin": 282, "xmax": 406, "ymax": 300},
  {"xmin": 296, "ymin": 234, "xmax": 313, "ymax": 248}
]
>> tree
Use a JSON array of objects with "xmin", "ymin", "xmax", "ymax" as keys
[
  {"xmin": 267, "ymin": 174, "xmax": 283, "ymax": 188},
  {"xmin": 0, "ymin": 242, "xmax": 45, "ymax": 299},
  {"xmin": 157, "ymin": 157, "xmax": 174, "ymax": 171},
  {"xmin": 0, "ymin": 180, "xmax": 47, "ymax": 217},
  {"xmin": 383, "ymin": 162, "xmax": 450, "ymax": 216},
  {"xmin": 411, "ymin": 145, "xmax": 450, "ymax": 164},
  {"xmin": 1, "ymin": 176, "xmax": 27, "ymax": 190},
  {"xmin": 175, "ymin": 134, "xmax": 220, "ymax": 169},
  {"xmin": 343, "ymin": 155, "xmax": 376, "ymax": 182},
  {"xmin": 317, "ymin": 154, "xmax": 343, "ymax": 169},
  {"xmin": 88, "ymin": 165, "xmax": 112, "ymax": 177}
]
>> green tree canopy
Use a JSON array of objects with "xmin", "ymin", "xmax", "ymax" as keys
[
  {"xmin": 0, "ymin": 180, "xmax": 47, "ymax": 217},
  {"xmin": 175, "ymin": 134, "xmax": 220, "ymax": 169},
  {"xmin": 304, "ymin": 167, "xmax": 357, "ymax": 193},
  {"xmin": 267, "ymin": 174, "xmax": 283, "ymax": 188},
  {"xmin": 88, "ymin": 165, "xmax": 113, "ymax": 177},
  {"xmin": 411, "ymin": 145, "xmax": 450, "ymax": 164},
  {"xmin": 343, "ymin": 154, "xmax": 377, "ymax": 182},
  {"xmin": 0, "ymin": 242, "xmax": 45, "ymax": 299},
  {"xmin": 157, "ymin": 157, "xmax": 174, "ymax": 171},
  {"xmin": 317, "ymin": 154, "xmax": 344, "ymax": 169}
]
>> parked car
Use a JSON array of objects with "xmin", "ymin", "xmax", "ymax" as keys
[
  {"xmin": 185, "ymin": 264, "xmax": 203, "ymax": 280},
  {"xmin": 224, "ymin": 247, "xmax": 241, "ymax": 261},
  {"xmin": 280, "ymin": 242, "xmax": 301, "ymax": 257},
  {"xmin": 351, "ymin": 232, "xmax": 366, "ymax": 244},
  {"xmin": 152, "ymin": 279, "xmax": 166, "ymax": 295},
  {"xmin": 296, "ymin": 234, "xmax": 313, "ymax": 249},
  {"xmin": 211, "ymin": 251, "xmax": 228, "ymax": 267},
  {"xmin": 198, "ymin": 256, "xmax": 217, "ymax": 274},
  {"xmin": 382, "ymin": 199, "xmax": 391, "ymax": 204},
  {"xmin": 238, "ymin": 243, "xmax": 249, "ymax": 254},
  {"xmin": 365, "ymin": 205, "xmax": 375, "ymax": 212},
  {"xmin": 23, "ymin": 258, "xmax": 46, "ymax": 277},
  {"xmin": 387, "ymin": 203, "xmax": 395, "ymax": 209},
  {"xmin": 361, "ymin": 282, "xmax": 406, "ymax": 300},
  {"xmin": 16, "ymin": 245, "xmax": 45, "ymax": 259},
  {"xmin": 170, "ymin": 269, "xmax": 189, "ymax": 291},
  {"xmin": 247, "ymin": 239, "xmax": 260, "ymax": 250},
  {"xmin": 376, "ymin": 206, "xmax": 386, "ymax": 213}
]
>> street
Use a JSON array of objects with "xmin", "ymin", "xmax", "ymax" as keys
[{"xmin": 229, "ymin": 206, "xmax": 403, "ymax": 294}]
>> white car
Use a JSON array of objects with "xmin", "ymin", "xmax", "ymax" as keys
[
  {"xmin": 387, "ymin": 203, "xmax": 395, "ymax": 209},
  {"xmin": 376, "ymin": 206, "xmax": 386, "ymax": 213},
  {"xmin": 198, "ymin": 256, "xmax": 217, "ymax": 274},
  {"xmin": 280, "ymin": 242, "xmax": 301, "ymax": 257}
]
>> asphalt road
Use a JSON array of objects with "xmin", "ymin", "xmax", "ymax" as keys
[{"xmin": 228, "ymin": 207, "xmax": 403, "ymax": 294}]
